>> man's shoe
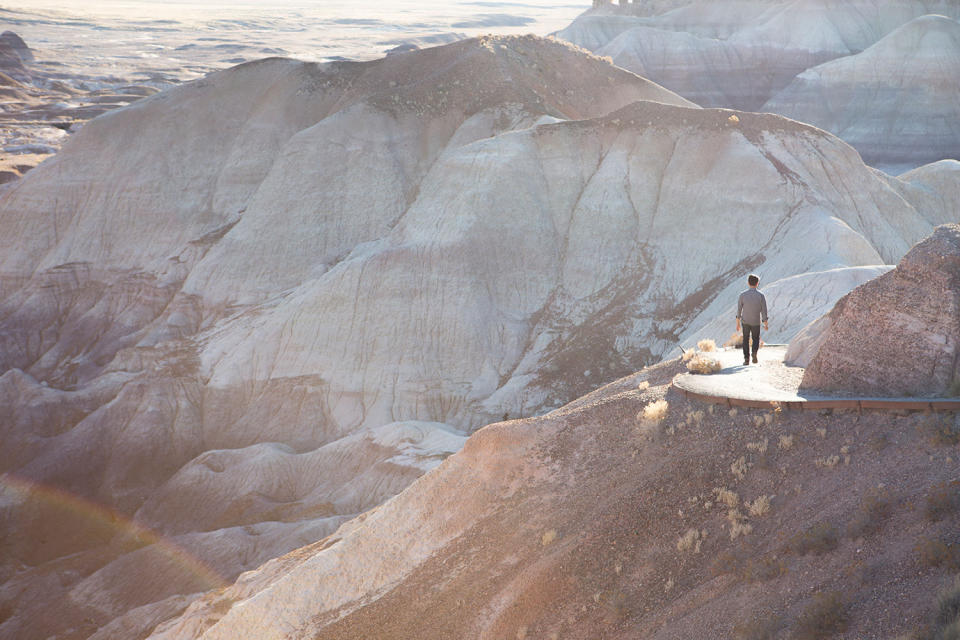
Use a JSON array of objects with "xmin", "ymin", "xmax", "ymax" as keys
[
  {"xmin": 752, "ymin": 355, "xmax": 758, "ymax": 364},
  {"xmin": 743, "ymin": 358, "xmax": 750, "ymax": 366}
]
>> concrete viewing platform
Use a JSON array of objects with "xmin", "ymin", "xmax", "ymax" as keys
[{"xmin": 672, "ymin": 346, "xmax": 960, "ymax": 412}]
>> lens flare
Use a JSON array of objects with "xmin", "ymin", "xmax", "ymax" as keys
[{"xmin": 0, "ymin": 473, "xmax": 230, "ymax": 590}]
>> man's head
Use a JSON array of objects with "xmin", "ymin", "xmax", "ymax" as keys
[{"xmin": 747, "ymin": 274, "xmax": 759, "ymax": 287}]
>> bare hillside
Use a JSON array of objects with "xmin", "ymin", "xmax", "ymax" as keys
[{"xmin": 147, "ymin": 358, "xmax": 960, "ymax": 640}]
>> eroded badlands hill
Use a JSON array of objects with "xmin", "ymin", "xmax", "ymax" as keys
[
  {"xmin": 557, "ymin": 0, "xmax": 960, "ymax": 171},
  {"xmin": 763, "ymin": 14, "xmax": 960, "ymax": 172},
  {"xmin": 0, "ymin": 35, "xmax": 957, "ymax": 640}
]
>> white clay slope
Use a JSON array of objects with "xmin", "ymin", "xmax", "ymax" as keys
[
  {"xmin": 764, "ymin": 14, "xmax": 960, "ymax": 172},
  {"xmin": 557, "ymin": 0, "xmax": 960, "ymax": 170}
]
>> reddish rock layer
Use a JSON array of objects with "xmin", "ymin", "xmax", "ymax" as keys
[{"xmin": 800, "ymin": 224, "xmax": 960, "ymax": 396}]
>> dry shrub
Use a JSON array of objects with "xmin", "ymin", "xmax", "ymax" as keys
[
  {"xmin": 779, "ymin": 435, "xmax": 795, "ymax": 450},
  {"xmin": 636, "ymin": 400, "xmax": 668, "ymax": 439},
  {"xmin": 637, "ymin": 380, "xmax": 650, "ymax": 392},
  {"xmin": 728, "ymin": 509, "xmax": 753, "ymax": 539},
  {"xmin": 815, "ymin": 455, "xmax": 840, "ymax": 468},
  {"xmin": 697, "ymin": 338, "xmax": 717, "ymax": 352},
  {"xmin": 747, "ymin": 437, "xmax": 769, "ymax": 453},
  {"xmin": 917, "ymin": 415, "xmax": 960, "ymax": 447},
  {"xmin": 916, "ymin": 537, "xmax": 960, "ymax": 570},
  {"xmin": 792, "ymin": 591, "xmax": 849, "ymax": 640},
  {"xmin": 787, "ymin": 522, "xmax": 839, "ymax": 555},
  {"xmin": 716, "ymin": 487, "xmax": 739, "ymax": 508},
  {"xmin": 641, "ymin": 399, "xmax": 668, "ymax": 423},
  {"xmin": 685, "ymin": 410, "xmax": 705, "ymax": 427},
  {"xmin": 846, "ymin": 488, "xmax": 891, "ymax": 538},
  {"xmin": 729, "ymin": 408, "xmax": 738, "ymax": 417},
  {"xmin": 816, "ymin": 427, "xmax": 827, "ymax": 439},
  {"xmin": 682, "ymin": 348, "xmax": 696, "ymax": 362},
  {"xmin": 840, "ymin": 445, "xmax": 851, "ymax": 465},
  {"xmin": 724, "ymin": 332, "xmax": 743, "ymax": 348},
  {"xmin": 731, "ymin": 456, "xmax": 749, "ymax": 480},
  {"xmin": 748, "ymin": 495, "xmax": 771, "ymax": 517},
  {"xmin": 676, "ymin": 528, "xmax": 704, "ymax": 553},
  {"xmin": 925, "ymin": 480, "xmax": 960, "ymax": 522},
  {"xmin": 541, "ymin": 529, "xmax": 557, "ymax": 546},
  {"xmin": 686, "ymin": 353, "xmax": 722, "ymax": 374}
]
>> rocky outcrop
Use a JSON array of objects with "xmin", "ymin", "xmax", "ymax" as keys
[
  {"xmin": 0, "ymin": 31, "xmax": 32, "ymax": 81},
  {"xmin": 0, "ymin": 31, "xmax": 34, "ymax": 63},
  {"xmin": 763, "ymin": 15, "xmax": 960, "ymax": 173},
  {"xmin": 799, "ymin": 224, "xmax": 960, "ymax": 396}
]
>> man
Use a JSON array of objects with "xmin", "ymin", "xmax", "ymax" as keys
[{"xmin": 735, "ymin": 274, "xmax": 768, "ymax": 366}]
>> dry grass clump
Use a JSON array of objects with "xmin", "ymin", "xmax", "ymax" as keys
[
  {"xmin": 846, "ymin": 488, "xmax": 891, "ymax": 538},
  {"xmin": 727, "ymin": 509, "xmax": 753, "ymax": 539},
  {"xmin": 541, "ymin": 529, "xmax": 557, "ymax": 546},
  {"xmin": 747, "ymin": 437, "xmax": 769, "ymax": 453},
  {"xmin": 840, "ymin": 445, "xmax": 851, "ymax": 465},
  {"xmin": 815, "ymin": 454, "xmax": 841, "ymax": 468},
  {"xmin": 731, "ymin": 456, "xmax": 749, "ymax": 480},
  {"xmin": 697, "ymin": 338, "xmax": 717, "ymax": 352},
  {"xmin": 686, "ymin": 352, "xmax": 722, "ymax": 374},
  {"xmin": 683, "ymin": 409, "xmax": 705, "ymax": 428},
  {"xmin": 917, "ymin": 414, "xmax": 960, "ymax": 446},
  {"xmin": 778, "ymin": 434, "xmax": 795, "ymax": 450},
  {"xmin": 724, "ymin": 332, "xmax": 743, "ymax": 348},
  {"xmin": 636, "ymin": 380, "xmax": 650, "ymax": 392},
  {"xmin": 676, "ymin": 528, "xmax": 705, "ymax": 553},
  {"xmin": 715, "ymin": 487, "xmax": 739, "ymax": 508},
  {"xmin": 925, "ymin": 480, "xmax": 960, "ymax": 522},
  {"xmin": 636, "ymin": 399, "xmax": 668, "ymax": 439},
  {"xmin": 786, "ymin": 521, "xmax": 839, "ymax": 555},
  {"xmin": 748, "ymin": 495, "xmax": 771, "ymax": 517},
  {"xmin": 641, "ymin": 399, "xmax": 668, "ymax": 422},
  {"xmin": 792, "ymin": 591, "xmax": 849, "ymax": 640}
]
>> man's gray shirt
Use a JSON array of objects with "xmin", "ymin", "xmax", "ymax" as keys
[{"xmin": 737, "ymin": 288, "xmax": 768, "ymax": 325}]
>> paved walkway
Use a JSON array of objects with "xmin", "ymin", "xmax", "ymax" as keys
[{"xmin": 673, "ymin": 346, "xmax": 960, "ymax": 412}]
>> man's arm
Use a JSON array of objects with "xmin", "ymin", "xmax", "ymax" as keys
[
  {"xmin": 736, "ymin": 294, "xmax": 743, "ymax": 331},
  {"xmin": 761, "ymin": 294, "xmax": 769, "ymax": 330}
]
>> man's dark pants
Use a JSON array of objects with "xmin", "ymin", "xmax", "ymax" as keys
[{"xmin": 742, "ymin": 323, "xmax": 760, "ymax": 362}]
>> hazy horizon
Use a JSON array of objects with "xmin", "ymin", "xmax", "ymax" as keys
[{"xmin": 1, "ymin": 0, "xmax": 589, "ymax": 85}]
